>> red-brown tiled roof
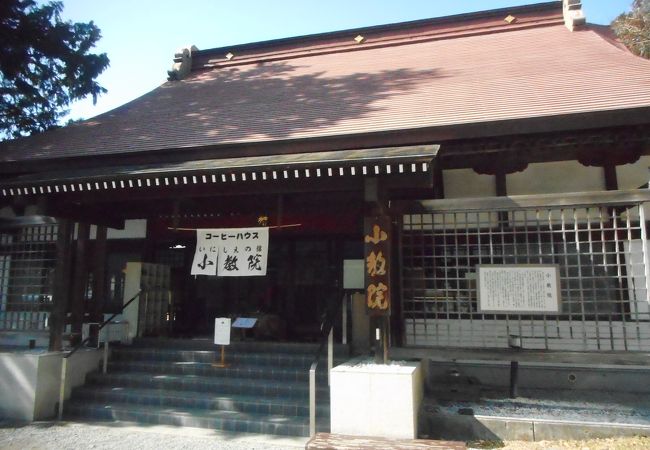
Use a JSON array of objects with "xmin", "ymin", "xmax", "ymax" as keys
[{"xmin": 1, "ymin": 2, "xmax": 649, "ymax": 166}]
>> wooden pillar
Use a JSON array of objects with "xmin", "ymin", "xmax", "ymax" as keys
[
  {"xmin": 286, "ymin": 239, "xmax": 296, "ymax": 322},
  {"xmin": 603, "ymin": 164, "xmax": 618, "ymax": 191},
  {"xmin": 49, "ymin": 220, "xmax": 73, "ymax": 352},
  {"xmin": 496, "ymin": 172, "xmax": 509, "ymax": 225},
  {"xmin": 433, "ymin": 162, "xmax": 445, "ymax": 200},
  {"xmin": 277, "ymin": 194, "xmax": 284, "ymax": 226},
  {"xmin": 92, "ymin": 226, "xmax": 108, "ymax": 321},
  {"xmin": 364, "ymin": 178, "xmax": 391, "ymax": 363},
  {"xmin": 70, "ymin": 222, "xmax": 90, "ymax": 344},
  {"xmin": 495, "ymin": 172, "xmax": 507, "ymax": 197}
]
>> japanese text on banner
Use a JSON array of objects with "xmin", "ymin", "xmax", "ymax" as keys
[
  {"xmin": 191, "ymin": 229, "xmax": 220, "ymax": 275},
  {"xmin": 217, "ymin": 227, "xmax": 269, "ymax": 277}
]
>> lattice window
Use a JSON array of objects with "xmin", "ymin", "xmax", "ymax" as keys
[
  {"xmin": 0, "ymin": 225, "xmax": 57, "ymax": 330},
  {"xmin": 401, "ymin": 205, "xmax": 650, "ymax": 351}
]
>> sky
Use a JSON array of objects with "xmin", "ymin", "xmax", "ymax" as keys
[{"xmin": 59, "ymin": 0, "xmax": 634, "ymax": 121}]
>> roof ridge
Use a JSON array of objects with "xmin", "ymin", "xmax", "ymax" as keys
[
  {"xmin": 200, "ymin": 2, "xmax": 562, "ymax": 55},
  {"xmin": 183, "ymin": 2, "xmax": 564, "ymax": 74},
  {"xmin": 192, "ymin": 18, "xmax": 565, "ymax": 73}
]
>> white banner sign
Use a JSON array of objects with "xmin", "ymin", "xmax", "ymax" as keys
[
  {"xmin": 217, "ymin": 227, "xmax": 268, "ymax": 277},
  {"xmin": 477, "ymin": 265, "xmax": 561, "ymax": 314},
  {"xmin": 214, "ymin": 317, "xmax": 231, "ymax": 345},
  {"xmin": 191, "ymin": 227, "xmax": 269, "ymax": 277}
]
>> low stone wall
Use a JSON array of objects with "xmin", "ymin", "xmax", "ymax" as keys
[{"xmin": 0, "ymin": 348, "xmax": 104, "ymax": 420}]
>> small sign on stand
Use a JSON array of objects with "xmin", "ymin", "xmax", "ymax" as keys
[
  {"xmin": 213, "ymin": 317, "xmax": 231, "ymax": 368},
  {"xmin": 232, "ymin": 317, "xmax": 257, "ymax": 340}
]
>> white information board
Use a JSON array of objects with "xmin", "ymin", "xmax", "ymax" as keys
[
  {"xmin": 214, "ymin": 317, "xmax": 231, "ymax": 345},
  {"xmin": 343, "ymin": 259, "xmax": 364, "ymax": 289},
  {"xmin": 477, "ymin": 265, "xmax": 561, "ymax": 314}
]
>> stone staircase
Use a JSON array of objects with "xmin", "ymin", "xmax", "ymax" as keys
[{"xmin": 65, "ymin": 337, "xmax": 347, "ymax": 436}]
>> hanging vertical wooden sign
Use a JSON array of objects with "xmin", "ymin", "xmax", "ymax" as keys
[{"xmin": 364, "ymin": 216, "xmax": 391, "ymax": 315}]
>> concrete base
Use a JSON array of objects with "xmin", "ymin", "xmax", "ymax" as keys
[
  {"xmin": 330, "ymin": 357, "xmax": 423, "ymax": 439},
  {"xmin": 421, "ymin": 411, "xmax": 650, "ymax": 441},
  {"xmin": 0, "ymin": 348, "xmax": 104, "ymax": 421}
]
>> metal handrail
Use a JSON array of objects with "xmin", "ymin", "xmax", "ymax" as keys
[
  {"xmin": 309, "ymin": 292, "xmax": 345, "ymax": 436},
  {"xmin": 57, "ymin": 290, "xmax": 142, "ymax": 420}
]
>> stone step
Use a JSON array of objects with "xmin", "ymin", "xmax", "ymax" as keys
[
  {"xmin": 71, "ymin": 385, "xmax": 330, "ymax": 418},
  {"xmin": 111, "ymin": 347, "xmax": 340, "ymax": 368},
  {"xmin": 86, "ymin": 371, "xmax": 330, "ymax": 400},
  {"xmin": 65, "ymin": 400, "xmax": 329, "ymax": 437},
  {"xmin": 131, "ymin": 337, "xmax": 348, "ymax": 355},
  {"xmin": 66, "ymin": 338, "xmax": 343, "ymax": 438},
  {"xmin": 108, "ymin": 359, "xmax": 330, "ymax": 382}
]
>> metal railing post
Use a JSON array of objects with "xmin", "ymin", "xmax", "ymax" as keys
[
  {"xmin": 639, "ymin": 203, "xmax": 650, "ymax": 313},
  {"xmin": 103, "ymin": 340, "xmax": 109, "ymax": 374},
  {"xmin": 342, "ymin": 293, "xmax": 347, "ymax": 345},
  {"xmin": 327, "ymin": 328, "xmax": 333, "ymax": 386},
  {"xmin": 57, "ymin": 357, "xmax": 67, "ymax": 420},
  {"xmin": 309, "ymin": 361, "xmax": 317, "ymax": 437},
  {"xmin": 55, "ymin": 291, "xmax": 141, "ymax": 422}
]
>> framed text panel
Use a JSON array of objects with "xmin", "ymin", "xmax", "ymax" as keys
[{"xmin": 477, "ymin": 264, "xmax": 561, "ymax": 314}]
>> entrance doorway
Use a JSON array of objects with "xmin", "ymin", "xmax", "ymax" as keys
[
  {"xmin": 166, "ymin": 236, "xmax": 362, "ymax": 340},
  {"xmin": 144, "ymin": 190, "xmax": 364, "ymax": 342}
]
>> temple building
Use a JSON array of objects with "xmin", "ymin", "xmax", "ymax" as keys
[{"xmin": 1, "ymin": 0, "xmax": 649, "ymax": 441}]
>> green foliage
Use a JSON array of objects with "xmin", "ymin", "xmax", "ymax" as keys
[
  {"xmin": 0, "ymin": 0, "xmax": 109, "ymax": 139},
  {"xmin": 612, "ymin": 0, "xmax": 650, "ymax": 59}
]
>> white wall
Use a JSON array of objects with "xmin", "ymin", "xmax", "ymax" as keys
[
  {"xmin": 441, "ymin": 160, "xmax": 619, "ymax": 199},
  {"xmin": 507, "ymin": 161, "xmax": 604, "ymax": 195},
  {"xmin": 443, "ymin": 168, "xmax": 496, "ymax": 198},
  {"xmin": 617, "ymin": 155, "xmax": 650, "ymax": 190}
]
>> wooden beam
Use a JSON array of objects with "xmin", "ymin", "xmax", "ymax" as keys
[
  {"xmin": 38, "ymin": 176, "xmax": 367, "ymax": 204},
  {"xmin": 472, "ymin": 153, "xmax": 528, "ymax": 175},
  {"xmin": 49, "ymin": 220, "xmax": 72, "ymax": 352},
  {"xmin": 2, "ymin": 109, "xmax": 648, "ymax": 177},
  {"xmin": 44, "ymin": 203, "xmax": 125, "ymax": 229},
  {"xmin": 410, "ymin": 188, "xmax": 650, "ymax": 212},
  {"xmin": 578, "ymin": 145, "xmax": 643, "ymax": 167},
  {"xmin": 19, "ymin": 170, "xmax": 432, "ymax": 208},
  {"xmin": 441, "ymin": 125, "xmax": 650, "ymax": 170},
  {"xmin": 70, "ymin": 222, "xmax": 90, "ymax": 344},
  {"xmin": 91, "ymin": 226, "xmax": 107, "ymax": 321}
]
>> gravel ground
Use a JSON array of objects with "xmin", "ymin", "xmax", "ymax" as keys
[
  {"xmin": 469, "ymin": 436, "xmax": 650, "ymax": 449},
  {"xmin": 2, "ymin": 421, "xmax": 649, "ymax": 450},
  {"xmin": 428, "ymin": 388, "xmax": 650, "ymax": 426}
]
